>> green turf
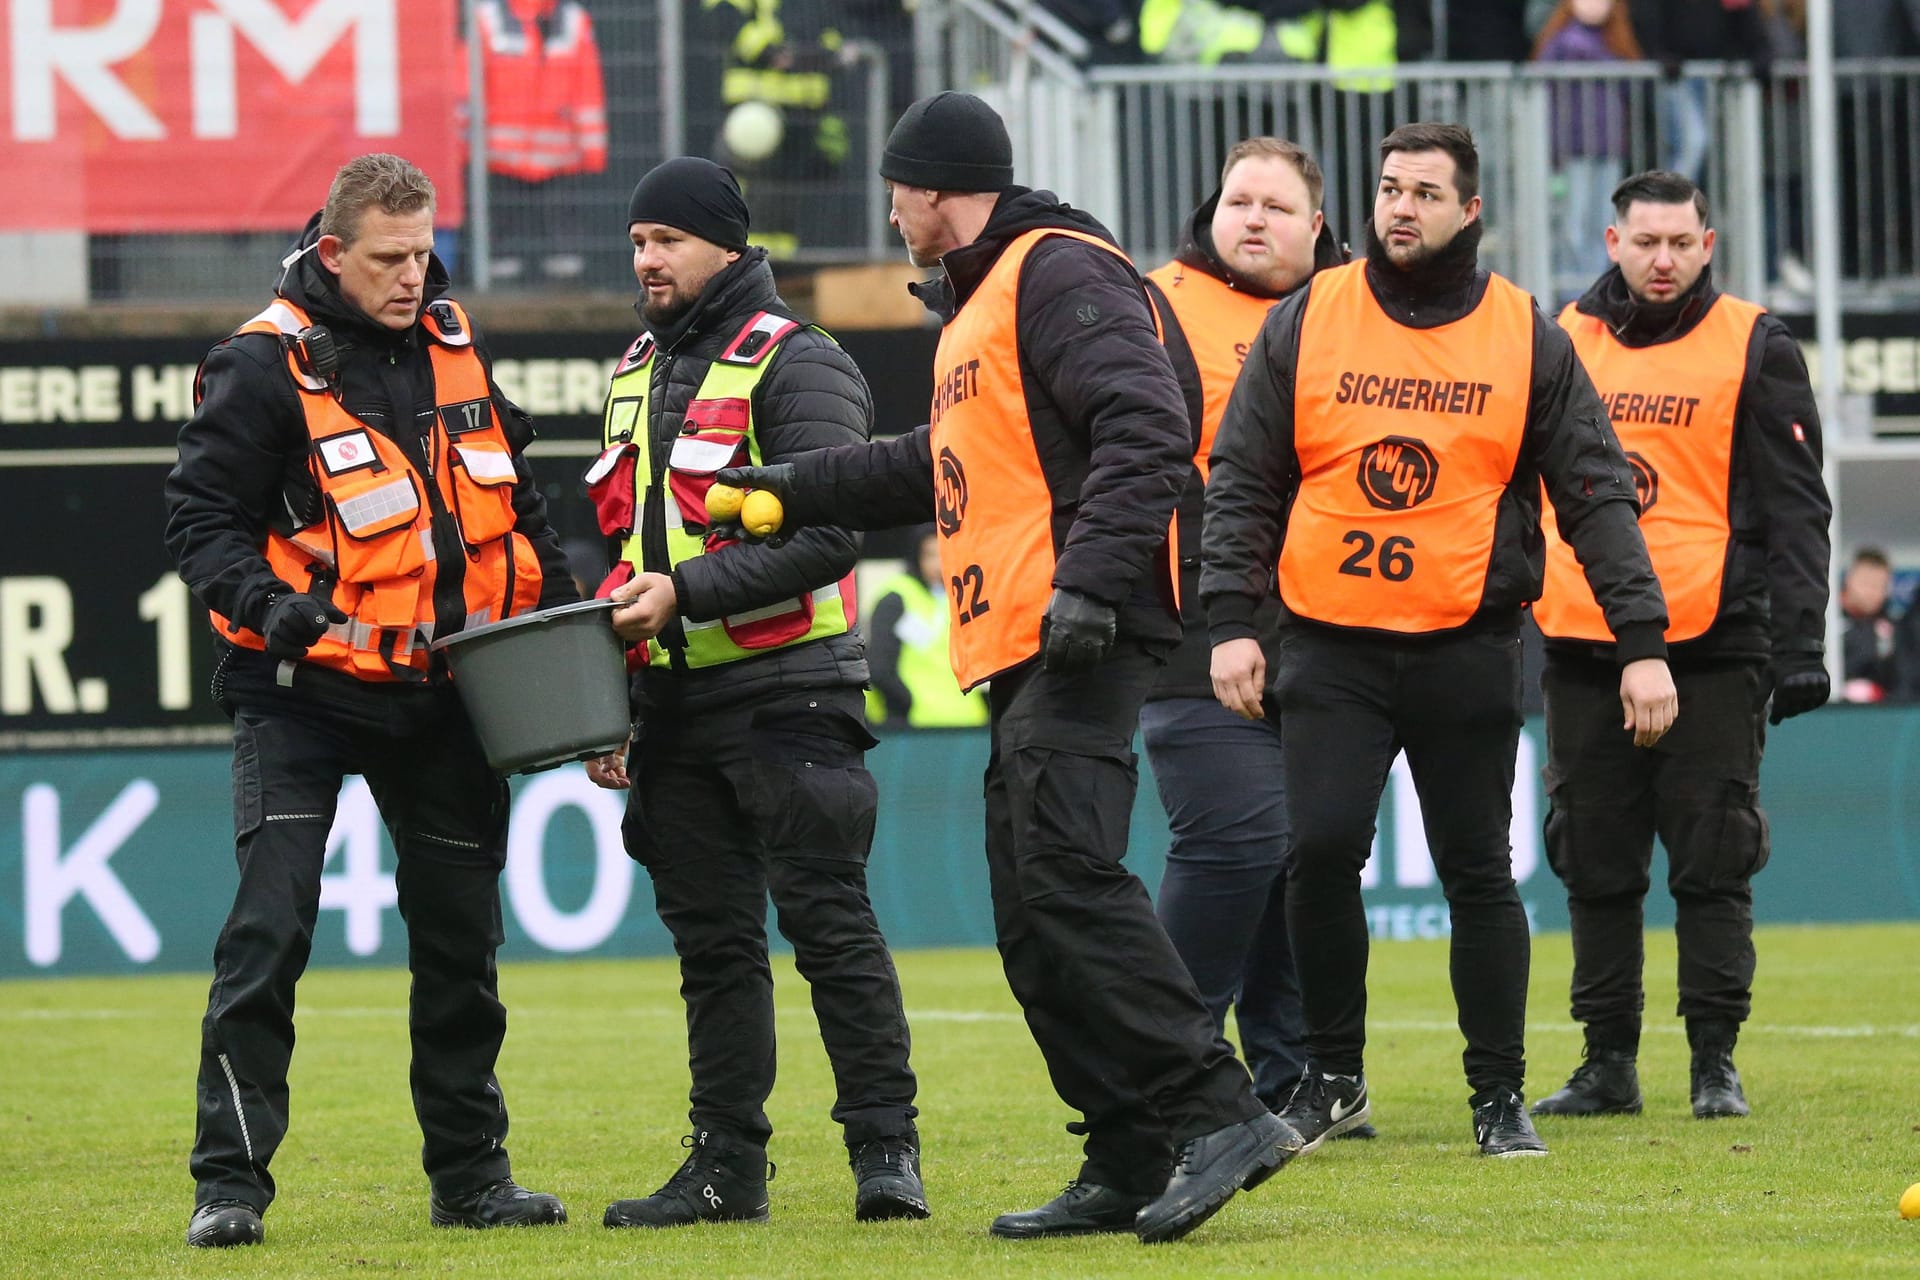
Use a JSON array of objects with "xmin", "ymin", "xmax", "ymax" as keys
[{"xmin": 2, "ymin": 924, "xmax": 1917, "ymax": 1277}]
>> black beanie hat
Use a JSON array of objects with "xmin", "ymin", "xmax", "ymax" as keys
[
  {"xmin": 879, "ymin": 91, "xmax": 1013, "ymax": 193},
  {"xmin": 626, "ymin": 157, "xmax": 751, "ymax": 251}
]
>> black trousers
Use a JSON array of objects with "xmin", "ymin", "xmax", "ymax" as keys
[
  {"xmin": 1542, "ymin": 658, "xmax": 1770, "ymax": 1043},
  {"xmin": 986, "ymin": 644, "xmax": 1264, "ymax": 1197},
  {"xmin": 1273, "ymin": 623, "xmax": 1531, "ymax": 1096},
  {"xmin": 193, "ymin": 682, "xmax": 514, "ymax": 1212},
  {"xmin": 621, "ymin": 685, "xmax": 917, "ymax": 1150}
]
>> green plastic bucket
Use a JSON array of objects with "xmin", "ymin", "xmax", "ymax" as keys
[{"xmin": 430, "ymin": 598, "xmax": 630, "ymax": 775}]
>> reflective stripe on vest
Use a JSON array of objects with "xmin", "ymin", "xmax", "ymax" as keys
[
  {"xmin": 863, "ymin": 572, "xmax": 990, "ymax": 728},
  {"xmin": 1280, "ymin": 260, "xmax": 1534, "ymax": 633},
  {"xmin": 206, "ymin": 297, "xmax": 543, "ymax": 681},
  {"xmin": 931, "ymin": 227, "xmax": 1157, "ymax": 689},
  {"xmin": 1536, "ymin": 294, "xmax": 1762, "ymax": 643},
  {"xmin": 593, "ymin": 311, "xmax": 856, "ymax": 669}
]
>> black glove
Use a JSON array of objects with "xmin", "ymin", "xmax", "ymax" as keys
[
  {"xmin": 1038, "ymin": 588, "xmax": 1117, "ymax": 675},
  {"xmin": 714, "ymin": 462, "xmax": 796, "ymax": 505},
  {"xmin": 262, "ymin": 592, "xmax": 348, "ymax": 660},
  {"xmin": 1768, "ymin": 660, "xmax": 1830, "ymax": 725}
]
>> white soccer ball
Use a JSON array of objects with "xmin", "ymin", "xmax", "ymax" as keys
[{"xmin": 723, "ymin": 101, "xmax": 784, "ymax": 162}]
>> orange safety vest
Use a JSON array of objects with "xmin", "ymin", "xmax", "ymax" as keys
[
  {"xmin": 1280, "ymin": 259, "xmax": 1534, "ymax": 633},
  {"xmin": 206, "ymin": 298, "xmax": 544, "ymax": 681},
  {"xmin": 1535, "ymin": 294, "xmax": 1762, "ymax": 643},
  {"xmin": 472, "ymin": 0, "xmax": 608, "ymax": 181},
  {"xmin": 1144, "ymin": 262, "xmax": 1277, "ymax": 479},
  {"xmin": 931, "ymin": 227, "xmax": 1172, "ymax": 689}
]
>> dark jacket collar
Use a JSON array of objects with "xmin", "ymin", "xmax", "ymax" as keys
[
  {"xmin": 1573, "ymin": 262, "xmax": 1719, "ymax": 347},
  {"xmin": 1168, "ymin": 189, "xmax": 1348, "ymax": 298},
  {"xmin": 1361, "ymin": 218, "xmax": 1490, "ymax": 329},
  {"xmin": 641, "ymin": 247, "xmax": 781, "ymax": 353},
  {"xmin": 909, "ymin": 187, "xmax": 1123, "ymax": 324},
  {"xmin": 276, "ymin": 210, "xmax": 452, "ymax": 351}
]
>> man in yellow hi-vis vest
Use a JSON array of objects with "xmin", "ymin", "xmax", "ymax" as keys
[{"xmin": 581, "ymin": 157, "xmax": 925, "ymax": 1228}]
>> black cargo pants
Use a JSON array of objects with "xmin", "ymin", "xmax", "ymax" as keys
[
  {"xmin": 621, "ymin": 685, "xmax": 918, "ymax": 1150},
  {"xmin": 192, "ymin": 678, "xmax": 514, "ymax": 1213}
]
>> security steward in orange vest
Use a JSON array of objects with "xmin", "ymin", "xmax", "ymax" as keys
[
  {"xmin": 1203, "ymin": 123, "xmax": 1677, "ymax": 1161},
  {"xmin": 1140, "ymin": 137, "xmax": 1359, "ymax": 1123},
  {"xmin": 163, "ymin": 154, "xmax": 574, "ymax": 1248},
  {"xmin": 716, "ymin": 91, "xmax": 1296, "ymax": 1246},
  {"xmin": 1529, "ymin": 170, "xmax": 1831, "ymax": 1124},
  {"xmin": 579, "ymin": 158, "xmax": 925, "ymax": 1229}
]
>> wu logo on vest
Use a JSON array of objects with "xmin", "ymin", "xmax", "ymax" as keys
[
  {"xmin": 936, "ymin": 447, "xmax": 969, "ymax": 536},
  {"xmin": 1357, "ymin": 436, "xmax": 1438, "ymax": 511},
  {"xmin": 1624, "ymin": 450, "xmax": 1659, "ymax": 511}
]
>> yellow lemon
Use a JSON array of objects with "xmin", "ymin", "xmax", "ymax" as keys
[
  {"xmin": 1901, "ymin": 1183, "xmax": 1920, "ymax": 1219},
  {"xmin": 705, "ymin": 483, "xmax": 746, "ymax": 524},
  {"xmin": 741, "ymin": 488, "xmax": 785, "ymax": 538}
]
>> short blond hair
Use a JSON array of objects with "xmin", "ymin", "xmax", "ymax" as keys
[
  {"xmin": 1220, "ymin": 137, "xmax": 1324, "ymax": 210},
  {"xmin": 319, "ymin": 153, "xmax": 435, "ymax": 245}
]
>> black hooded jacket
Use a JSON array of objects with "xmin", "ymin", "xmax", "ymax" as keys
[
  {"xmin": 1550, "ymin": 264, "xmax": 1830, "ymax": 671},
  {"xmin": 163, "ymin": 213, "xmax": 574, "ymax": 693},
  {"xmin": 629, "ymin": 247, "xmax": 873, "ymax": 709},
  {"xmin": 1145, "ymin": 191, "xmax": 1348, "ymax": 700},
  {"xmin": 1201, "ymin": 222, "xmax": 1670, "ymax": 661},
  {"xmin": 776, "ymin": 187, "xmax": 1190, "ymax": 653}
]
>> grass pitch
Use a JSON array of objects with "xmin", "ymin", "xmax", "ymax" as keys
[{"xmin": 3, "ymin": 924, "xmax": 1917, "ymax": 1278}]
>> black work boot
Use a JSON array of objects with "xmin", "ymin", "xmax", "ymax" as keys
[
  {"xmin": 1688, "ymin": 1021, "xmax": 1750, "ymax": 1118},
  {"xmin": 989, "ymin": 1182, "xmax": 1151, "ymax": 1239},
  {"xmin": 1135, "ymin": 1111, "xmax": 1300, "ymax": 1243},
  {"xmin": 604, "ymin": 1129, "xmax": 772, "ymax": 1228},
  {"xmin": 850, "ymin": 1133, "xmax": 929, "ymax": 1221},
  {"xmin": 430, "ymin": 1178, "xmax": 567, "ymax": 1228},
  {"xmin": 1530, "ymin": 1045, "xmax": 1643, "ymax": 1117},
  {"xmin": 186, "ymin": 1199, "xmax": 264, "ymax": 1248}
]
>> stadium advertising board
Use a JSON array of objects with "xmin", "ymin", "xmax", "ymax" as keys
[{"xmin": 0, "ymin": 0, "xmax": 464, "ymax": 231}]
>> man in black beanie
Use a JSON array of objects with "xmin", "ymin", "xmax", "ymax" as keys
[
  {"xmin": 717, "ymin": 90, "xmax": 1298, "ymax": 1244},
  {"xmin": 585, "ymin": 155, "xmax": 927, "ymax": 1230}
]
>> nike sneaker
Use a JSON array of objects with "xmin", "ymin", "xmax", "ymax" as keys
[{"xmin": 1276, "ymin": 1067, "xmax": 1370, "ymax": 1154}]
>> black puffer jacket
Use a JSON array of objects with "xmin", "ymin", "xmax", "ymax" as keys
[
  {"xmin": 627, "ymin": 248, "xmax": 872, "ymax": 709},
  {"xmin": 1146, "ymin": 191, "xmax": 1347, "ymax": 701},
  {"xmin": 164, "ymin": 213, "xmax": 574, "ymax": 693},
  {"xmin": 777, "ymin": 187, "xmax": 1189, "ymax": 656},
  {"xmin": 1550, "ymin": 264, "xmax": 1830, "ymax": 672},
  {"xmin": 1202, "ymin": 223, "xmax": 1669, "ymax": 661}
]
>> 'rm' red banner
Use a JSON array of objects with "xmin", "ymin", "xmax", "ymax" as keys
[{"xmin": 0, "ymin": 0, "xmax": 465, "ymax": 233}]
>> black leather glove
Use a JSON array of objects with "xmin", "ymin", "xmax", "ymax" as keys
[
  {"xmin": 714, "ymin": 462, "xmax": 796, "ymax": 505},
  {"xmin": 1768, "ymin": 660, "xmax": 1830, "ymax": 725},
  {"xmin": 1038, "ymin": 588, "xmax": 1117, "ymax": 675},
  {"xmin": 262, "ymin": 592, "xmax": 348, "ymax": 660}
]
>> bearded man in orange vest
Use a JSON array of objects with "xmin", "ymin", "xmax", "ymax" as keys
[
  {"xmin": 1203, "ymin": 122, "xmax": 1678, "ymax": 1160},
  {"xmin": 1138, "ymin": 137, "xmax": 1371, "ymax": 1131},
  {"xmin": 1529, "ymin": 170, "xmax": 1831, "ymax": 1123},
  {"xmin": 164, "ymin": 153, "xmax": 576, "ymax": 1247},
  {"xmin": 718, "ymin": 91, "xmax": 1297, "ymax": 1244}
]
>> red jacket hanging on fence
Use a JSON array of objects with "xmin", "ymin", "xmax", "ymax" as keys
[{"xmin": 471, "ymin": 0, "xmax": 608, "ymax": 181}]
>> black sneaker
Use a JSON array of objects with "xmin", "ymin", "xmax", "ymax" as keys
[
  {"xmin": 1530, "ymin": 1047, "xmax": 1643, "ymax": 1116},
  {"xmin": 1276, "ymin": 1068, "xmax": 1371, "ymax": 1154},
  {"xmin": 989, "ymin": 1182, "xmax": 1149, "ymax": 1239},
  {"xmin": 1472, "ymin": 1089, "xmax": 1549, "ymax": 1157},
  {"xmin": 604, "ymin": 1130, "xmax": 771, "ymax": 1228},
  {"xmin": 1690, "ymin": 1044, "xmax": 1751, "ymax": 1118},
  {"xmin": 429, "ymin": 1178, "xmax": 567, "ymax": 1228},
  {"xmin": 186, "ymin": 1199, "xmax": 263, "ymax": 1248},
  {"xmin": 850, "ymin": 1134, "xmax": 929, "ymax": 1221},
  {"xmin": 1135, "ymin": 1111, "xmax": 1300, "ymax": 1244}
]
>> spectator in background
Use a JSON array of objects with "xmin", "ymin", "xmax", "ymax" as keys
[
  {"xmin": 1841, "ymin": 546, "xmax": 1900, "ymax": 703},
  {"xmin": 1631, "ymin": 0, "xmax": 1771, "ymax": 182},
  {"xmin": 469, "ymin": 0, "xmax": 608, "ymax": 281},
  {"xmin": 865, "ymin": 527, "xmax": 990, "ymax": 729},
  {"xmin": 1534, "ymin": 0, "xmax": 1642, "ymax": 304}
]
